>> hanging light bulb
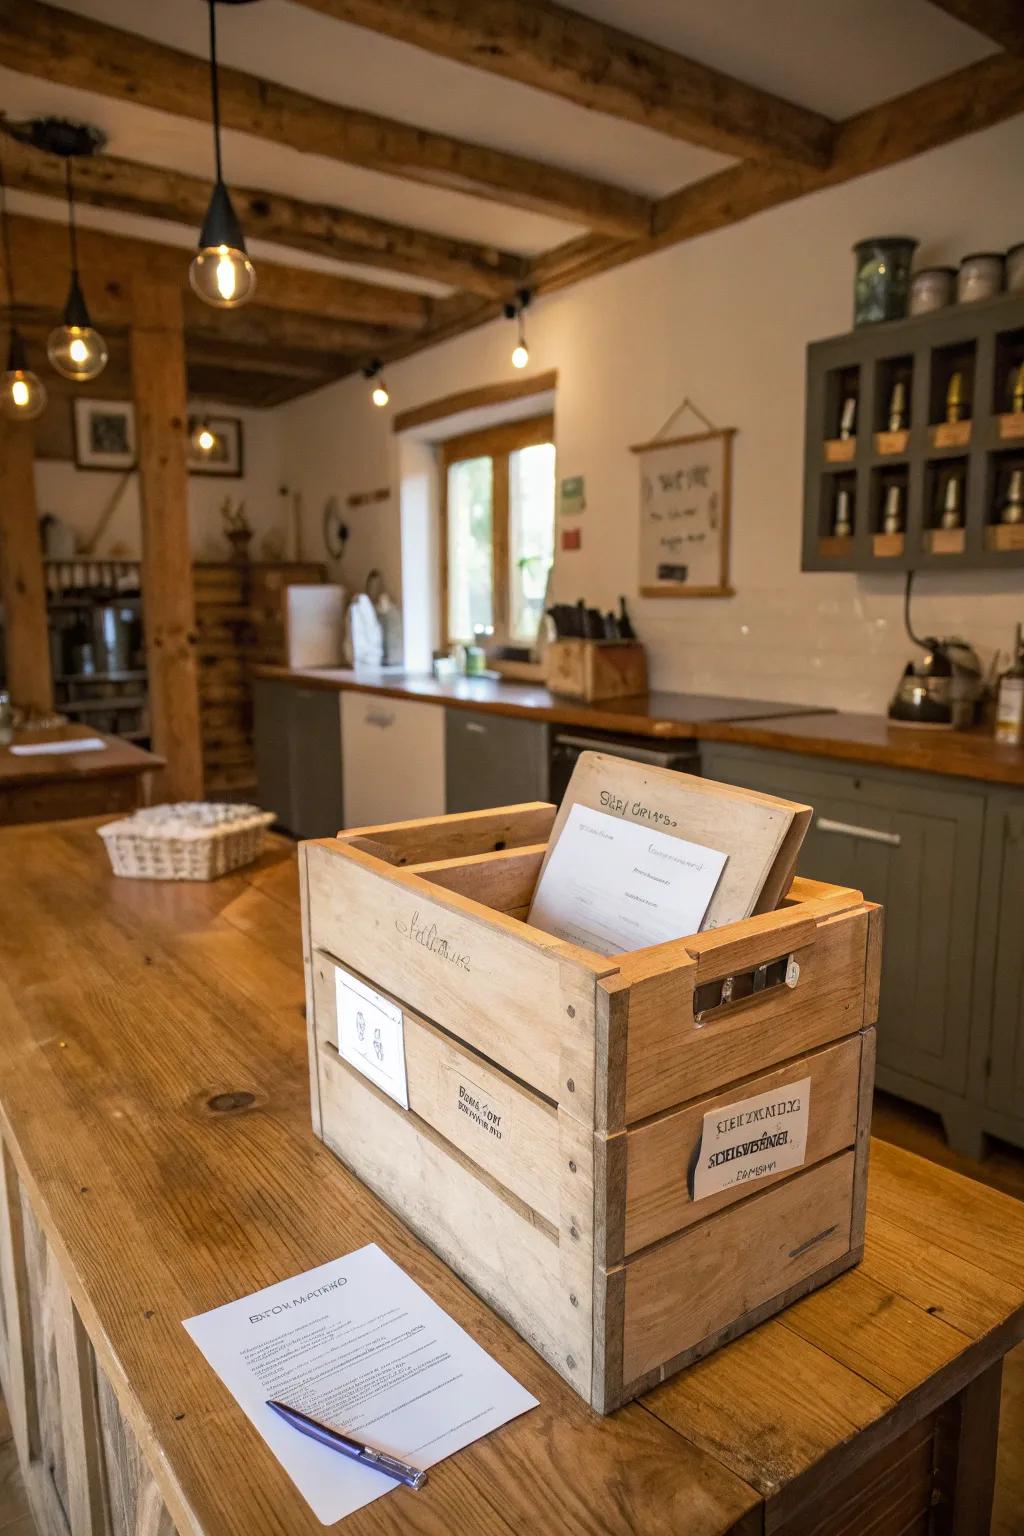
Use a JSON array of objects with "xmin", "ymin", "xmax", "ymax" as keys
[
  {"xmin": 47, "ymin": 158, "xmax": 109, "ymax": 381},
  {"xmin": 190, "ymin": 415, "xmax": 220, "ymax": 455},
  {"xmin": 1, "ymin": 330, "xmax": 47, "ymax": 421},
  {"xmin": 191, "ymin": 1, "xmax": 256, "ymax": 308},
  {"xmin": 506, "ymin": 288, "xmax": 531, "ymax": 370},
  {"xmin": 365, "ymin": 360, "xmax": 389, "ymax": 407},
  {"xmin": 0, "ymin": 143, "xmax": 46, "ymax": 420}
]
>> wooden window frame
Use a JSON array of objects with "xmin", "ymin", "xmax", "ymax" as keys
[{"xmin": 439, "ymin": 413, "xmax": 555, "ymax": 647}]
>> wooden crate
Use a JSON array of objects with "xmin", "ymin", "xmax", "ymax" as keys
[
  {"xmin": 545, "ymin": 638, "xmax": 647, "ymax": 701},
  {"xmin": 300, "ymin": 803, "xmax": 880, "ymax": 1413}
]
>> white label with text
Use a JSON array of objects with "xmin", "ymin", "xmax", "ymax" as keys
[
  {"xmin": 335, "ymin": 966, "xmax": 409, "ymax": 1109},
  {"xmin": 692, "ymin": 1076, "xmax": 810, "ymax": 1201}
]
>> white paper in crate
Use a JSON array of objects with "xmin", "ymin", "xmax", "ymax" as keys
[{"xmin": 335, "ymin": 965, "xmax": 410, "ymax": 1108}]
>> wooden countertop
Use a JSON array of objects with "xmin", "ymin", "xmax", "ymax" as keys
[
  {"xmin": 0, "ymin": 722, "xmax": 163, "ymax": 786},
  {"xmin": 1, "ymin": 819, "xmax": 1022, "ymax": 1535},
  {"xmin": 253, "ymin": 665, "xmax": 829, "ymax": 739},
  {"xmin": 255, "ymin": 667, "xmax": 1024, "ymax": 786},
  {"xmin": 698, "ymin": 710, "xmax": 1024, "ymax": 788}
]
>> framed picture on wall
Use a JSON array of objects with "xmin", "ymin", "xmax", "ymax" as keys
[
  {"xmin": 73, "ymin": 398, "xmax": 136, "ymax": 470},
  {"xmin": 187, "ymin": 416, "xmax": 244, "ymax": 478}
]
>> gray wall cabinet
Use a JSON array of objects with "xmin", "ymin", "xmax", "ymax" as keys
[
  {"xmin": 253, "ymin": 678, "xmax": 344, "ymax": 840},
  {"xmin": 445, "ymin": 708, "xmax": 548, "ymax": 813},
  {"xmin": 700, "ymin": 741, "xmax": 1021, "ymax": 1160}
]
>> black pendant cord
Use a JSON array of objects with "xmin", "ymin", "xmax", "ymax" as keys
[
  {"xmin": 208, "ymin": 0, "xmax": 225, "ymax": 187},
  {"xmin": 65, "ymin": 157, "xmax": 80, "ymax": 277}
]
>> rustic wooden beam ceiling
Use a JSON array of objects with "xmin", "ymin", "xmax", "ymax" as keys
[
  {"xmin": 925, "ymin": 0, "xmax": 1024, "ymax": 52},
  {"xmin": 0, "ymin": 133, "xmax": 526, "ymax": 301},
  {"xmin": 3, "ymin": 213, "xmax": 431, "ymax": 330},
  {"xmin": 529, "ymin": 50, "xmax": 1024, "ymax": 297},
  {"xmin": 0, "ymin": 0, "xmax": 651, "ymax": 239},
  {"xmin": 292, "ymin": 0, "xmax": 834, "ymax": 168}
]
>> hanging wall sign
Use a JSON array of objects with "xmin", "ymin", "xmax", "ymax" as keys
[{"xmin": 633, "ymin": 425, "xmax": 735, "ymax": 598}]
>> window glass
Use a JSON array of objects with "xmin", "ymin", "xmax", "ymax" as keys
[
  {"xmin": 446, "ymin": 455, "xmax": 493, "ymax": 642},
  {"xmin": 508, "ymin": 441, "xmax": 556, "ymax": 642}
]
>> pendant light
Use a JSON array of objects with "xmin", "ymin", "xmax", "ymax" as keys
[
  {"xmin": 190, "ymin": 414, "xmax": 220, "ymax": 455},
  {"xmin": 365, "ymin": 360, "xmax": 389, "ymax": 407},
  {"xmin": 190, "ymin": 0, "xmax": 257, "ymax": 309},
  {"xmin": 47, "ymin": 156, "xmax": 109, "ymax": 382},
  {"xmin": 0, "ymin": 150, "xmax": 46, "ymax": 422},
  {"xmin": 505, "ymin": 288, "xmax": 532, "ymax": 370}
]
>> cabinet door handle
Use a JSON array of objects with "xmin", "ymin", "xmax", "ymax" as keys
[
  {"xmin": 464, "ymin": 721, "xmax": 488, "ymax": 734},
  {"xmin": 365, "ymin": 709, "xmax": 395, "ymax": 729},
  {"xmin": 816, "ymin": 817, "xmax": 900, "ymax": 848}
]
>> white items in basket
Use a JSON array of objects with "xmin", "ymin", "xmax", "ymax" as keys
[{"xmin": 98, "ymin": 802, "xmax": 276, "ymax": 881}]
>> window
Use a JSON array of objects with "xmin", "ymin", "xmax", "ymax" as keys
[{"xmin": 441, "ymin": 415, "xmax": 555, "ymax": 645}]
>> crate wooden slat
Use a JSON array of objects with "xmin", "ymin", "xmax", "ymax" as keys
[{"xmin": 301, "ymin": 803, "xmax": 880, "ymax": 1412}]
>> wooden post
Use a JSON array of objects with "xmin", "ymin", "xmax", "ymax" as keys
[
  {"xmin": 0, "ymin": 416, "xmax": 53, "ymax": 714},
  {"xmin": 130, "ymin": 277, "xmax": 203, "ymax": 800}
]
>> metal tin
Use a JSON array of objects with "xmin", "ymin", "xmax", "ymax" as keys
[
  {"xmin": 957, "ymin": 252, "xmax": 1004, "ymax": 304},
  {"xmin": 1007, "ymin": 243, "xmax": 1024, "ymax": 295},
  {"xmin": 852, "ymin": 236, "xmax": 918, "ymax": 326},
  {"xmin": 908, "ymin": 266, "xmax": 955, "ymax": 316}
]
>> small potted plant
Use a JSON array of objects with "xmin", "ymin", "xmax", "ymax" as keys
[{"xmin": 220, "ymin": 496, "xmax": 252, "ymax": 562}]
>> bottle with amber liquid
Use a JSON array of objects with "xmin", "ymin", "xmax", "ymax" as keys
[{"xmin": 995, "ymin": 623, "xmax": 1024, "ymax": 746}]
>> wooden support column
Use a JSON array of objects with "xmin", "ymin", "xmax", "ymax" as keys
[
  {"xmin": 0, "ymin": 416, "xmax": 53, "ymax": 714},
  {"xmin": 130, "ymin": 277, "xmax": 203, "ymax": 800}
]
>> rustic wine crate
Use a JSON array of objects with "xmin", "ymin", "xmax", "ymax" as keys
[
  {"xmin": 545, "ymin": 638, "xmax": 647, "ymax": 701},
  {"xmin": 300, "ymin": 803, "xmax": 880, "ymax": 1413}
]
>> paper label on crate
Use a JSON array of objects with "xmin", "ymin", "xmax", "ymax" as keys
[
  {"xmin": 335, "ymin": 966, "xmax": 409, "ymax": 1109},
  {"xmin": 691, "ymin": 1076, "xmax": 810, "ymax": 1202}
]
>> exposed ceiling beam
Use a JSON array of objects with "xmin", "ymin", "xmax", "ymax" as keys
[
  {"xmin": 3, "ymin": 213, "xmax": 430, "ymax": 330},
  {"xmin": 532, "ymin": 50, "xmax": 1024, "ymax": 295},
  {"xmin": 0, "ymin": 0, "xmax": 651, "ymax": 238},
  {"xmin": 294, "ymin": 0, "xmax": 835, "ymax": 168},
  {"xmin": 924, "ymin": 0, "xmax": 1024, "ymax": 52},
  {"xmin": 0, "ymin": 134, "xmax": 526, "ymax": 300}
]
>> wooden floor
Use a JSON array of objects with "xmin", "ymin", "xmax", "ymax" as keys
[{"xmin": 0, "ymin": 1091, "xmax": 1021, "ymax": 1535}]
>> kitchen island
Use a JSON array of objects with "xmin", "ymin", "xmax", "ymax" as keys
[
  {"xmin": 0, "ymin": 722, "xmax": 163, "ymax": 826},
  {"xmin": 1, "ymin": 817, "xmax": 1023, "ymax": 1536}
]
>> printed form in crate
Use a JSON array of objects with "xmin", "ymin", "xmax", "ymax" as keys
[{"xmin": 531, "ymin": 750, "xmax": 812, "ymax": 932}]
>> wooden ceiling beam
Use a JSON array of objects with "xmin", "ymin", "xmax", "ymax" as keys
[
  {"xmin": 3, "ymin": 214, "xmax": 430, "ymax": 330},
  {"xmin": 293, "ymin": 0, "xmax": 834, "ymax": 167},
  {"xmin": 0, "ymin": 0, "xmax": 651, "ymax": 238},
  {"xmin": 531, "ymin": 51, "xmax": 1024, "ymax": 295},
  {"xmin": 924, "ymin": 1, "xmax": 1024, "ymax": 52},
  {"xmin": 0, "ymin": 135, "xmax": 526, "ymax": 301}
]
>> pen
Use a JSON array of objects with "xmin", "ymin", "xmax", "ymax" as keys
[{"xmin": 266, "ymin": 1399, "xmax": 427, "ymax": 1491}]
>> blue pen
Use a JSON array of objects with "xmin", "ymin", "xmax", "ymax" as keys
[{"xmin": 266, "ymin": 1399, "xmax": 427, "ymax": 1490}]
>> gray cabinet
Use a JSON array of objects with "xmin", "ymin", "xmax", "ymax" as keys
[
  {"xmin": 445, "ymin": 709, "xmax": 548, "ymax": 813},
  {"xmin": 700, "ymin": 742, "xmax": 990, "ymax": 1152},
  {"xmin": 253, "ymin": 678, "xmax": 344, "ymax": 839},
  {"xmin": 981, "ymin": 799, "xmax": 1024, "ymax": 1131}
]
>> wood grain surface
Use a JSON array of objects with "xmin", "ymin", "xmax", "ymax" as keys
[
  {"xmin": 252, "ymin": 667, "xmax": 1024, "ymax": 785},
  {"xmin": 0, "ymin": 820, "xmax": 1022, "ymax": 1535}
]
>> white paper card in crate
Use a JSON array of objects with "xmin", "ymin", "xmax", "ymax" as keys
[
  {"xmin": 335, "ymin": 965, "xmax": 409, "ymax": 1109},
  {"xmin": 693, "ymin": 1076, "xmax": 811, "ymax": 1201}
]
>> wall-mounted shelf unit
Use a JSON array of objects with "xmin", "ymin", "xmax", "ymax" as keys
[{"xmin": 802, "ymin": 290, "xmax": 1024, "ymax": 572}]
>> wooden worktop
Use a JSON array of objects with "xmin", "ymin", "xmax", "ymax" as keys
[
  {"xmin": 0, "ymin": 721, "xmax": 162, "ymax": 786},
  {"xmin": 1, "ymin": 819, "xmax": 1022, "ymax": 1535},
  {"xmin": 253, "ymin": 664, "xmax": 829, "ymax": 738},
  {"xmin": 256, "ymin": 666, "xmax": 1024, "ymax": 787}
]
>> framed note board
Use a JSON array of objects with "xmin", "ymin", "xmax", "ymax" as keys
[{"xmin": 633, "ymin": 427, "xmax": 735, "ymax": 597}]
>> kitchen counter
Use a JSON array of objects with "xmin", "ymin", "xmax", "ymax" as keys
[
  {"xmin": 1, "ymin": 818, "xmax": 1022, "ymax": 1536},
  {"xmin": 0, "ymin": 720, "xmax": 163, "ymax": 824},
  {"xmin": 254, "ymin": 666, "xmax": 1024, "ymax": 786}
]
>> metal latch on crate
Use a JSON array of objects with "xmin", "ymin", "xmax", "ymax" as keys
[{"xmin": 693, "ymin": 953, "xmax": 801, "ymax": 1025}]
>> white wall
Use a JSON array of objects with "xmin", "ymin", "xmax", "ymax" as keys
[
  {"xmin": 279, "ymin": 117, "xmax": 1024, "ymax": 712},
  {"xmin": 35, "ymin": 403, "xmax": 288, "ymax": 562}
]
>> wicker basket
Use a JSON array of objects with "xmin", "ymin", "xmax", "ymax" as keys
[{"xmin": 98, "ymin": 803, "xmax": 276, "ymax": 881}]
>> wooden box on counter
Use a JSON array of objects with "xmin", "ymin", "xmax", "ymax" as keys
[
  {"xmin": 300, "ymin": 803, "xmax": 880, "ymax": 1413},
  {"xmin": 545, "ymin": 637, "xmax": 647, "ymax": 701}
]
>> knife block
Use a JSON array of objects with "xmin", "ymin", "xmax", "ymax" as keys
[{"xmin": 545, "ymin": 639, "xmax": 647, "ymax": 701}]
